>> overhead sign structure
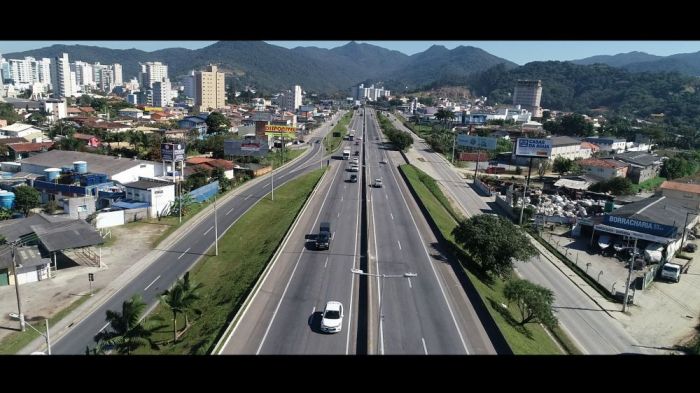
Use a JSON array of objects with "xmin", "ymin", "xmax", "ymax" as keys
[
  {"xmin": 224, "ymin": 138, "xmax": 269, "ymax": 157},
  {"xmin": 161, "ymin": 143, "xmax": 186, "ymax": 161},
  {"xmin": 515, "ymin": 138, "xmax": 552, "ymax": 158},
  {"xmin": 457, "ymin": 134, "xmax": 497, "ymax": 150}
]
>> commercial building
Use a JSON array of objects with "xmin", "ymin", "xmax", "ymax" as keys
[
  {"xmin": 153, "ymin": 78, "xmax": 172, "ymax": 107},
  {"xmin": 121, "ymin": 177, "xmax": 175, "ymax": 218},
  {"xmin": 584, "ymin": 136, "xmax": 627, "ymax": 153},
  {"xmin": 611, "ymin": 151, "xmax": 663, "ymax": 184}
]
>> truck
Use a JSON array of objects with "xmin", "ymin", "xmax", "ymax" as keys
[
  {"xmin": 660, "ymin": 262, "xmax": 682, "ymax": 283},
  {"xmin": 343, "ymin": 148, "xmax": 351, "ymax": 160},
  {"xmin": 348, "ymin": 129, "xmax": 355, "ymax": 141},
  {"xmin": 316, "ymin": 222, "xmax": 331, "ymax": 250}
]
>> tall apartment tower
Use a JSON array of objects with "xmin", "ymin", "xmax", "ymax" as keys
[
  {"xmin": 139, "ymin": 62, "xmax": 168, "ymax": 89},
  {"xmin": 152, "ymin": 78, "xmax": 171, "ymax": 107},
  {"xmin": 513, "ymin": 80, "xmax": 542, "ymax": 117},
  {"xmin": 195, "ymin": 65, "xmax": 225, "ymax": 113},
  {"xmin": 112, "ymin": 63, "xmax": 123, "ymax": 86},
  {"xmin": 50, "ymin": 53, "xmax": 73, "ymax": 98}
]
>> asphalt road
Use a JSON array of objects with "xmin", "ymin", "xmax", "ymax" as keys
[
  {"xmin": 385, "ymin": 112, "xmax": 649, "ymax": 354},
  {"xmin": 218, "ymin": 113, "xmax": 364, "ymax": 354},
  {"xmin": 51, "ymin": 115, "xmax": 338, "ymax": 354},
  {"xmin": 364, "ymin": 109, "xmax": 496, "ymax": 354}
]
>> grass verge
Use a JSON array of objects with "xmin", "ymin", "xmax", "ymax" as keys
[
  {"xmin": 400, "ymin": 164, "xmax": 568, "ymax": 354},
  {"xmin": 0, "ymin": 291, "xmax": 96, "ymax": 354},
  {"xmin": 637, "ymin": 176, "xmax": 666, "ymax": 192},
  {"xmin": 135, "ymin": 168, "xmax": 326, "ymax": 354},
  {"xmin": 324, "ymin": 111, "xmax": 353, "ymax": 153}
]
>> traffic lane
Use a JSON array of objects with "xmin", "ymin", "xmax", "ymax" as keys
[
  {"xmin": 55, "ymin": 144, "xmax": 326, "ymax": 353},
  {"xmin": 259, "ymin": 158, "xmax": 360, "ymax": 354},
  {"xmin": 515, "ymin": 258, "xmax": 650, "ymax": 354},
  {"xmin": 220, "ymin": 156, "xmax": 343, "ymax": 354}
]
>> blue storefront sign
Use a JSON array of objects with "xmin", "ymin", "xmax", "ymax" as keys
[{"xmin": 603, "ymin": 215, "xmax": 677, "ymax": 238}]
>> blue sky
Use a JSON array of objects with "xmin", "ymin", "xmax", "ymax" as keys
[{"xmin": 2, "ymin": 41, "xmax": 700, "ymax": 65}]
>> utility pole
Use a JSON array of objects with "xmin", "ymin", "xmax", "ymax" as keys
[
  {"xmin": 11, "ymin": 242, "xmax": 25, "ymax": 331},
  {"xmin": 178, "ymin": 165, "xmax": 183, "ymax": 224},
  {"xmin": 451, "ymin": 133, "xmax": 457, "ymax": 164},
  {"xmin": 518, "ymin": 157, "xmax": 534, "ymax": 226},
  {"xmin": 622, "ymin": 237, "xmax": 638, "ymax": 312}
]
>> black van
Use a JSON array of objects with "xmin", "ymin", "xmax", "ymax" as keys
[{"xmin": 317, "ymin": 222, "xmax": 331, "ymax": 250}]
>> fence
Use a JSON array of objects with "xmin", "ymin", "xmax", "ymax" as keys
[
  {"xmin": 495, "ymin": 195, "xmax": 516, "ymax": 219},
  {"xmin": 124, "ymin": 207, "xmax": 149, "ymax": 222},
  {"xmin": 473, "ymin": 177, "xmax": 492, "ymax": 196},
  {"xmin": 188, "ymin": 181, "xmax": 219, "ymax": 203}
]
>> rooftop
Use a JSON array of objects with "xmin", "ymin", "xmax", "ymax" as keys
[
  {"xmin": 551, "ymin": 136, "xmax": 581, "ymax": 147},
  {"xmin": 20, "ymin": 150, "xmax": 158, "ymax": 178},
  {"xmin": 122, "ymin": 178, "xmax": 174, "ymax": 190},
  {"xmin": 8, "ymin": 142, "xmax": 54, "ymax": 153},
  {"xmin": 610, "ymin": 195, "xmax": 695, "ymax": 233},
  {"xmin": 660, "ymin": 180, "xmax": 700, "ymax": 194},
  {"xmin": 612, "ymin": 151, "xmax": 663, "ymax": 167},
  {"xmin": 1, "ymin": 123, "xmax": 41, "ymax": 133},
  {"xmin": 579, "ymin": 158, "xmax": 628, "ymax": 169}
]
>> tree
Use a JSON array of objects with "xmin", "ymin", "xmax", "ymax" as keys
[
  {"xmin": 160, "ymin": 272, "xmax": 203, "ymax": 343},
  {"xmin": 435, "ymin": 108, "xmax": 455, "ymax": 127},
  {"xmin": 0, "ymin": 208, "xmax": 11, "ymax": 221},
  {"xmin": 211, "ymin": 167, "xmax": 231, "ymax": 192},
  {"xmin": 503, "ymin": 279, "xmax": 558, "ymax": 329},
  {"xmin": 661, "ymin": 155, "xmax": 698, "ymax": 180},
  {"xmin": 13, "ymin": 186, "xmax": 41, "ymax": 216},
  {"xmin": 606, "ymin": 177, "xmax": 635, "ymax": 195},
  {"xmin": 77, "ymin": 94, "xmax": 94, "ymax": 107},
  {"xmin": 536, "ymin": 158, "xmax": 551, "ymax": 179},
  {"xmin": 205, "ymin": 112, "xmax": 231, "ymax": 134},
  {"xmin": 451, "ymin": 215, "xmax": 538, "ymax": 278},
  {"xmin": 552, "ymin": 156, "xmax": 573, "ymax": 175},
  {"xmin": 0, "ymin": 103, "xmax": 21, "ymax": 125},
  {"xmin": 185, "ymin": 167, "xmax": 209, "ymax": 191},
  {"xmin": 93, "ymin": 294, "xmax": 159, "ymax": 355}
]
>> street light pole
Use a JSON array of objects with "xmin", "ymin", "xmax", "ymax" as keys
[
  {"xmin": 214, "ymin": 192, "xmax": 219, "ymax": 256},
  {"xmin": 23, "ymin": 319, "xmax": 51, "ymax": 355},
  {"xmin": 622, "ymin": 237, "xmax": 638, "ymax": 312},
  {"xmin": 10, "ymin": 242, "xmax": 25, "ymax": 332},
  {"xmin": 351, "ymin": 268, "xmax": 417, "ymax": 355}
]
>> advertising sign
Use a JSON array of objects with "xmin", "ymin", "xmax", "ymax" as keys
[
  {"xmin": 161, "ymin": 143, "xmax": 186, "ymax": 161},
  {"xmin": 456, "ymin": 134, "xmax": 497, "ymax": 150},
  {"xmin": 224, "ymin": 139, "xmax": 269, "ymax": 157},
  {"xmin": 264, "ymin": 125, "xmax": 297, "ymax": 133},
  {"xmin": 602, "ymin": 214, "xmax": 677, "ymax": 238},
  {"xmin": 515, "ymin": 138, "xmax": 552, "ymax": 158}
]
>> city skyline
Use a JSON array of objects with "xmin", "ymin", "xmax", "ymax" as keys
[{"xmin": 2, "ymin": 41, "xmax": 700, "ymax": 65}]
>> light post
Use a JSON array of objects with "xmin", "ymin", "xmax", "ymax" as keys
[
  {"xmin": 351, "ymin": 268, "xmax": 417, "ymax": 355},
  {"xmin": 10, "ymin": 242, "xmax": 25, "ymax": 332},
  {"xmin": 24, "ymin": 319, "xmax": 51, "ymax": 355},
  {"xmin": 681, "ymin": 211, "xmax": 697, "ymax": 247},
  {"xmin": 214, "ymin": 192, "xmax": 219, "ymax": 256}
]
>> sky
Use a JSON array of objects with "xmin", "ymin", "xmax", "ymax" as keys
[{"xmin": 2, "ymin": 41, "xmax": 700, "ymax": 65}]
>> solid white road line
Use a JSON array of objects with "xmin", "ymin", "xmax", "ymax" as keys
[
  {"xmin": 203, "ymin": 226, "xmax": 214, "ymax": 236},
  {"xmin": 144, "ymin": 275, "xmax": 161, "ymax": 291},
  {"xmin": 390, "ymin": 213, "xmax": 394, "ymax": 220},
  {"xmin": 263, "ymin": 183, "xmax": 270, "ymax": 187},
  {"xmin": 408, "ymin": 277, "xmax": 413, "ymax": 288},
  {"xmin": 178, "ymin": 247, "xmax": 191, "ymax": 260}
]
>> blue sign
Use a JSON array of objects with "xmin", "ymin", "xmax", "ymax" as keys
[
  {"xmin": 603, "ymin": 215, "xmax": 677, "ymax": 238},
  {"xmin": 457, "ymin": 134, "xmax": 497, "ymax": 150}
]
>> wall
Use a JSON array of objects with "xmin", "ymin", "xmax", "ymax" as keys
[
  {"xmin": 65, "ymin": 196, "xmax": 96, "ymax": 219},
  {"xmin": 123, "ymin": 207, "xmax": 148, "ymax": 222},
  {"xmin": 96, "ymin": 210, "xmax": 124, "ymax": 228},
  {"xmin": 188, "ymin": 181, "xmax": 219, "ymax": 203}
]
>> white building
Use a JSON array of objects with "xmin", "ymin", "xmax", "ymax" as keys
[
  {"xmin": 38, "ymin": 58, "xmax": 52, "ymax": 87},
  {"xmin": 122, "ymin": 178, "xmax": 176, "ymax": 218},
  {"xmin": 118, "ymin": 108, "xmax": 143, "ymax": 119},
  {"xmin": 50, "ymin": 53, "xmax": 73, "ymax": 98},
  {"xmin": 112, "ymin": 63, "xmax": 123, "ymax": 86},
  {"xmin": 0, "ymin": 123, "xmax": 44, "ymax": 140},
  {"xmin": 72, "ymin": 61, "xmax": 94, "ymax": 90},
  {"xmin": 139, "ymin": 62, "xmax": 168, "ymax": 89},
  {"xmin": 43, "ymin": 99, "xmax": 67, "ymax": 122},
  {"xmin": 152, "ymin": 78, "xmax": 172, "ymax": 107},
  {"xmin": 550, "ymin": 136, "xmax": 591, "ymax": 161},
  {"xmin": 583, "ymin": 137, "xmax": 627, "ymax": 153},
  {"xmin": 351, "ymin": 83, "xmax": 390, "ymax": 101},
  {"xmin": 284, "ymin": 85, "xmax": 302, "ymax": 111}
]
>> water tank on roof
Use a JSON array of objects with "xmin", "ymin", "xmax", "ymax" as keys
[
  {"xmin": 44, "ymin": 168, "xmax": 61, "ymax": 181},
  {"xmin": 73, "ymin": 161, "xmax": 88, "ymax": 174},
  {"xmin": 61, "ymin": 166, "xmax": 73, "ymax": 173},
  {"xmin": 0, "ymin": 190, "xmax": 15, "ymax": 210}
]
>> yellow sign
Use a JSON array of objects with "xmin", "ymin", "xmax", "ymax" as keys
[
  {"xmin": 143, "ymin": 106, "xmax": 164, "ymax": 112},
  {"xmin": 265, "ymin": 132, "xmax": 297, "ymax": 139},
  {"xmin": 264, "ymin": 125, "xmax": 297, "ymax": 133}
]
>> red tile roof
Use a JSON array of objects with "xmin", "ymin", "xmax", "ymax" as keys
[
  {"xmin": 579, "ymin": 158, "xmax": 627, "ymax": 169},
  {"xmin": 660, "ymin": 180, "xmax": 700, "ymax": 194},
  {"xmin": 185, "ymin": 157, "xmax": 212, "ymax": 165},
  {"xmin": 8, "ymin": 142, "xmax": 54, "ymax": 153},
  {"xmin": 73, "ymin": 133, "xmax": 101, "ymax": 141}
]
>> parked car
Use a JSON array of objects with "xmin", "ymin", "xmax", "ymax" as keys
[
  {"xmin": 683, "ymin": 243, "xmax": 698, "ymax": 253},
  {"xmin": 320, "ymin": 301, "xmax": 344, "ymax": 333}
]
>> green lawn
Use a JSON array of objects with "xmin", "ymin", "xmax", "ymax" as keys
[
  {"xmin": 324, "ymin": 111, "xmax": 353, "ymax": 153},
  {"xmin": 135, "ymin": 168, "xmax": 326, "ymax": 354},
  {"xmin": 266, "ymin": 147, "xmax": 306, "ymax": 169},
  {"xmin": 0, "ymin": 291, "xmax": 96, "ymax": 354},
  {"xmin": 637, "ymin": 176, "xmax": 666, "ymax": 192},
  {"xmin": 400, "ymin": 164, "xmax": 567, "ymax": 354}
]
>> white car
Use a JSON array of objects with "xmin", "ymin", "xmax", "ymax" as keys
[
  {"xmin": 374, "ymin": 178, "xmax": 383, "ymax": 188},
  {"xmin": 320, "ymin": 301, "xmax": 344, "ymax": 333}
]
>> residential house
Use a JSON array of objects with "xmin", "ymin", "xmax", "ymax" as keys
[
  {"xmin": 612, "ymin": 151, "xmax": 663, "ymax": 184},
  {"xmin": 73, "ymin": 133, "xmax": 102, "ymax": 148},
  {"xmin": 578, "ymin": 158, "xmax": 628, "ymax": 180},
  {"xmin": 0, "ymin": 123, "xmax": 44, "ymax": 141},
  {"xmin": 178, "ymin": 115, "xmax": 208, "ymax": 135},
  {"xmin": 7, "ymin": 141, "xmax": 54, "ymax": 159},
  {"xmin": 580, "ymin": 141, "xmax": 600, "ymax": 155},
  {"xmin": 660, "ymin": 175, "xmax": 700, "ymax": 210},
  {"xmin": 185, "ymin": 157, "xmax": 235, "ymax": 179},
  {"xmin": 583, "ymin": 137, "xmax": 627, "ymax": 153},
  {"xmin": 117, "ymin": 108, "xmax": 143, "ymax": 119}
]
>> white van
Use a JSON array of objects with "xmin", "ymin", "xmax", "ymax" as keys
[{"xmin": 661, "ymin": 262, "xmax": 681, "ymax": 283}]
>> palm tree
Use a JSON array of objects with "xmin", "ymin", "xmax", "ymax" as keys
[
  {"xmin": 435, "ymin": 108, "xmax": 455, "ymax": 128},
  {"xmin": 93, "ymin": 294, "xmax": 159, "ymax": 355},
  {"xmin": 160, "ymin": 272, "xmax": 203, "ymax": 342}
]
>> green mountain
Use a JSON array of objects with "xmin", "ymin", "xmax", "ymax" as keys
[
  {"xmin": 623, "ymin": 51, "xmax": 700, "ymax": 76},
  {"xmin": 571, "ymin": 51, "xmax": 662, "ymax": 67}
]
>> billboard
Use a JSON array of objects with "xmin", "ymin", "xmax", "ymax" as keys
[
  {"xmin": 264, "ymin": 125, "xmax": 297, "ymax": 133},
  {"xmin": 456, "ymin": 134, "xmax": 497, "ymax": 150},
  {"xmin": 515, "ymin": 138, "xmax": 552, "ymax": 158},
  {"xmin": 224, "ymin": 139, "xmax": 269, "ymax": 157},
  {"xmin": 161, "ymin": 143, "xmax": 186, "ymax": 161},
  {"xmin": 602, "ymin": 214, "xmax": 677, "ymax": 238}
]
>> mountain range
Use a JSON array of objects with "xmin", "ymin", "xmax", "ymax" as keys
[
  {"xmin": 3, "ymin": 41, "xmax": 517, "ymax": 94},
  {"xmin": 572, "ymin": 51, "xmax": 700, "ymax": 76}
]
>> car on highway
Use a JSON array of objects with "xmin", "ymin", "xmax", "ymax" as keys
[
  {"xmin": 348, "ymin": 174, "xmax": 358, "ymax": 183},
  {"xmin": 379, "ymin": 157, "xmax": 387, "ymax": 164},
  {"xmin": 373, "ymin": 178, "xmax": 383, "ymax": 188},
  {"xmin": 320, "ymin": 301, "xmax": 344, "ymax": 333},
  {"xmin": 354, "ymin": 150, "xmax": 360, "ymax": 156}
]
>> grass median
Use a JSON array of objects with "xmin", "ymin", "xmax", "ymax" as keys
[
  {"xmin": 400, "ymin": 164, "xmax": 568, "ymax": 355},
  {"xmin": 324, "ymin": 111, "xmax": 353, "ymax": 153},
  {"xmin": 135, "ymin": 167, "xmax": 326, "ymax": 354}
]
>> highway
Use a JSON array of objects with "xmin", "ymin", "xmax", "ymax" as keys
[
  {"xmin": 218, "ymin": 113, "xmax": 364, "ymax": 354},
  {"xmin": 364, "ymin": 108, "xmax": 496, "ymax": 354},
  {"xmin": 50, "ymin": 113, "xmax": 341, "ymax": 354},
  {"xmin": 384, "ymin": 112, "xmax": 650, "ymax": 354}
]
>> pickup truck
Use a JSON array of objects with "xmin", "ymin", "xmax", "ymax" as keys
[{"xmin": 316, "ymin": 222, "xmax": 331, "ymax": 250}]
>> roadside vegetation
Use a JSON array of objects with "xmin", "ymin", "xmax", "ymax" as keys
[
  {"xmin": 324, "ymin": 111, "xmax": 353, "ymax": 153},
  {"xmin": 400, "ymin": 164, "xmax": 578, "ymax": 354}
]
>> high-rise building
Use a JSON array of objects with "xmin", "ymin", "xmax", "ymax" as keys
[
  {"xmin": 98, "ymin": 68, "xmax": 114, "ymax": 92},
  {"xmin": 112, "ymin": 63, "xmax": 123, "ymax": 86},
  {"xmin": 8, "ymin": 58, "xmax": 33, "ymax": 84},
  {"xmin": 195, "ymin": 65, "xmax": 225, "ymax": 112},
  {"xmin": 139, "ymin": 62, "xmax": 168, "ymax": 89},
  {"xmin": 183, "ymin": 70, "xmax": 196, "ymax": 100},
  {"xmin": 38, "ymin": 58, "xmax": 52, "ymax": 86},
  {"xmin": 0, "ymin": 55, "xmax": 10, "ymax": 83},
  {"xmin": 50, "ymin": 53, "xmax": 73, "ymax": 98},
  {"xmin": 73, "ymin": 61, "xmax": 94, "ymax": 89},
  {"xmin": 513, "ymin": 80, "xmax": 542, "ymax": 118},
  {"xmin": 153, "ymin": 78, "xmax": 171, "ymax": 107}
]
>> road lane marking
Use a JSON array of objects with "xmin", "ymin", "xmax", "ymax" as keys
[
  {"xmin": 337, "ymin": 212, "xmax": 340, "ymax": 217},
  {"xmin": 324, "ymin": 257, "xmax": 329, "ymax": 268},
  {"xmin": 263, "ymin": 182, "xmax": 270, "ymax": 187},
  {"xmin": 385, "ymin": 194, "xmax": 388, "ymax": 200},
  {"xmin": 397, "ymin": 240, "xmax": 402, "ymax": 250},
  {"xmin": 98, "ymin": 322, "xmax": 110, "ymax": 333},
  {"xmin": 422, "ymin": 338, "xmax": 428, "ymax": 355},
  {"xmin": 312, "ymin": 306, "xmax": 316, "ymax": 314},
  {"xmin": 144, "ymin": 275, "xmax": 161, "ymax": 291},
  {"xmin": 245, "ymin": 195, "xmax": 252, "ymax": 200},
  {"xmin": 203, "ymin": 226, "xmax": 214, "ymax": 236},
  {"xmin": 178, "ymin": 247, "xmax": 191, "ymax": 260},
  {"xmin": 408, "ymin": 277, "xmax": 412, "ymax": 288},
  {"xmin": 390, "ymin": 213, "xmax": 394, "ymax": 220},
  {"xmin": 341, "ymin": 196, "xmax": 344, "ymax": 202},
  {"xmin": 226, "ymin": 207, "xmax": 234, "ymax": 215}
]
